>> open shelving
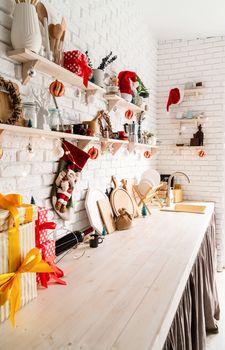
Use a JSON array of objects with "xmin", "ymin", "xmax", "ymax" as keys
[
  {"xmin": 105, "ymin": 94, "xmax": 144, "ymax": 113},
  {"xmin": 7, "ymin": 48, "xmax": 105, "ymax": 95},
  {"xmin": 0, "ymin": 124, "xmax": 158, "ymax": 155},
  {"xmin": 128, "ymin": 142, "xmax": 158, "ymax": 153},
  {"xmin": 177, "ymin": 116, "xmax": 207, "ymax": 129},
  {"xmin": 184, "ymin": 88, "xmax": 206, "ymax": 96}
]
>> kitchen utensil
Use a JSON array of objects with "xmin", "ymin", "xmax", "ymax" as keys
[
  {"xmin": 141, "ymin": 169, "xmax": 160, "ymax": 187},
  {"xmin": 85, "ymin": 188, "xmax": 108, "ymax": 234},
  {"xmin": 97, "ymin": 198, "xmax": 116, "ymax": 234},
  {"xmin": 36, "ymin": 2, "xmax": 51, "ymax": 59},
  {"xmin": 53, "ymin": 24, "xmax": 63, "ymax": 50},
  {"xmin": 11, "ymin": 3, "xmax": 42, "ymax": 53},
  {"xmin": 121, "ymin": 179, "xmax": 140, "ymax": 217},
  {"xmin": 48, "ymin": 23, "xmax": 55, "ymax": 51},
  {"xmin": 160, "ymin": 204, "xmax": 206, "ymax": 214},
  {"xmin": 110, "ymin": 176, "xmax": 135, "ymax": 217}
]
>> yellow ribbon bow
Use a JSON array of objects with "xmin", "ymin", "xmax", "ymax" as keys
[
  {"xmin": 0, "ymin": 193, "xmax": 33, "ymax": 272},
  {"xmin": 0, "ymin": 248, "xmax": 53, "ymax": 326}
]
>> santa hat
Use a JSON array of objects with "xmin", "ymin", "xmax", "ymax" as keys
[
  {"xmin": 167, "ymin": 87, "xmax": 184, "ymax": 111},
  {"xmin": 118, "ymin": 71, "xmax": 137, "ymax": 95}
]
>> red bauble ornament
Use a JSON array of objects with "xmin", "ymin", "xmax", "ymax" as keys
[
  {"xmin": 49, "ymin": 80, "xmax": 65, "ymax": 97},
  {"xmin": 197, "ymin": 149, "xmax": 206, "ymax": 158},
  {"xmin": 88, "ymin": 147, "xmax": 99, "ymax": 160},
  {"xmin": 125, "ymin": 109, "xmax": 134, "ymax": 120},
  {"xmin": 144, "ymin": 150, "xmax": 152, "ymax": 158}
]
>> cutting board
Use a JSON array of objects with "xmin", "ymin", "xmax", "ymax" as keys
[
  {"xmin": 110, "ymin": 176, "xmax": 135, "ymax": 217},
  {"xmin": 161, "ymin": 204, "xmax": 206, "ymax": 214},
  {"xmin": 85, "ymin": 188, "xmax": 107, "ymax": 234},
  {"xmin": 97, "ymin": 198, "xmax": 116, "ymax": 234}
]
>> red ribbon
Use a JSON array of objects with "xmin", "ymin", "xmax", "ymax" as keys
[
  {"xmin": 35, "ymin": 221, "xmax": 56, "ymax": 246},
  {"xmin": 37, "ymin": 257, "xmax": 66, "ymax": 288},
  {"xmin": 64, "ymin": 54, "xmax": 92, "ymax": 88}
]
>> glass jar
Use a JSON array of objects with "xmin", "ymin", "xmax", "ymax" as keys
[
  {"xmin": 22, "ymin": 102, "xmax": 37, "ymax": 128},
  {"xmin": 48, "ymin": 108, "xmax": 61, "ymax": 131}
]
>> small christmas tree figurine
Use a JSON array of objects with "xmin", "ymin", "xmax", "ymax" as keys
[
  {"xmin": 102, "ymin": 226, "xmax": 107, "ymax": 236},
  {"xmin": 142, "ymin": 204, "xmax": 147, "ymax": 218},
  {"xmin": 27, "ymin": 119, "xmax": 33, "ymax": 128},
  {"xmin": 30, "ymin": 196, "xmax": 36, "ymax": 205}
]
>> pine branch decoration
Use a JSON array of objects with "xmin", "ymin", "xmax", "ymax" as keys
[{"xmin": 85, "ymin": 50, "xmax": 93, "ymax": 69}]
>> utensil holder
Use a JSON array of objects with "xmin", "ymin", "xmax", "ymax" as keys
[
  {"xmin": 92, "ymin": 69, "xmax": 105, "ymax": 88},
  {"xmin": 11, "ymin": 4, "xmax": 42, "ymax": 53}
]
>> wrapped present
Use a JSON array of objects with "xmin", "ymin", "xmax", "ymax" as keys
[
  {"xmin": 39, "ymin": 239, "xmax": 55, "ymax": 260},
  {"xmin": 63, "ymin": 50, "xmax": 92, "ymax": 88},
  {"xmin": 0, "ymin": 204, "xmax": 37, "ymax": 232},
  {"xmin": 35, "ymin": 207, "xmax": 57, "ymax": 246},
  {"xmin": 0, "ymin": 194, "xmax": 52, "ymax": 325}
]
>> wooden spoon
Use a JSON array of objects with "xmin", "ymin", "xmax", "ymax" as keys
[
  {"xmin": 36, "ymin": 2, "xmax": 51, "ymax": 59},
  {"xmin": 53, "ymin": 24, "xmax": 63, "ymax": 50},
  {"xmin": 48, "ymin": 23, "xmax": 55, "ymax": 52}
]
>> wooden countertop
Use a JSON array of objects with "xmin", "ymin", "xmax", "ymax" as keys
[{"xmin": 0, "ymin": 202, "xmax": 214, "ymax": 350}]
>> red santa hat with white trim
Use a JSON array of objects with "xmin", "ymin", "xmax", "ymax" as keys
[{"xmin": 166, "ymin": 86, "xmax": 184, "ymax": 111}]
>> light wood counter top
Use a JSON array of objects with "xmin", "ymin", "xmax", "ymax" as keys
[{"xmin": 0, "ymin": 202, "xmax": 214, "ymax": 350}]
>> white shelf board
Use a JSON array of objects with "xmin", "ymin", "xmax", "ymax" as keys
[
  {"xmin": 7, "ymin": 48, "xmax": 105, "ymax": 93},
  {"xmin": 0, "ymin": 123, "xmax": 98, "ymax": 142},
  {"xmin": 105, "ymin": 94, "xmax": 144, "ymax": 113},
  {"xmin": 184, "ymin": 88, "xmax": 206, "ymax": 96}
]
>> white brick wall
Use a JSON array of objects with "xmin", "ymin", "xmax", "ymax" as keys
[
  {"xmin": 0, "ymin": 0, "xmax": 157, "ymax": 236},
  {"xmin": 156, "ymin": 37, "xmax": 225, "ymax": 270}
]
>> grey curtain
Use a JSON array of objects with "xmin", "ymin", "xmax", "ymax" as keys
[{"xmin": 163, "ymin": 214, "xmax": 220, "ymax": 350}]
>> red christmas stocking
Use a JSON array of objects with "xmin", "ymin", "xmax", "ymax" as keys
[{"xmin": 51, "ymin": 140, "xmax": 89, "ymax": 220}]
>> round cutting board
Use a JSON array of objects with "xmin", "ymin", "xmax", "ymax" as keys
[
  {"xmin": 110, "ymin": 177, "xmax": 134, "ymax": 217},
  {"xmin": 85, "ymin": 188, "xmax": 108, "ymax": 234}
]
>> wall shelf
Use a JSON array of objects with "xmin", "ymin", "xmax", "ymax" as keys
[
  {"xmin": 100, "ymin": 138, "xmax": 129, "ymax": 155},
  {"xmin": 7, "ymin": 48, "xmax": 105, "ymax": 94},
  {"xmin": 128, "ymin": 142, "xmax": 158, "ymax": 153},
  {"xmin": 177, "ymin": 116, "xmax": 207, "ymax": 129},
  {"xmin": 0, "ymin": 124, "xmax": 157, "ymax": 155},
  {"xmin": 184, "ymin": 88, "xmax": 205, "ymax": 96},
  {"xmin": 105, "ymin": 94, "xmax": 144, "ymax": 113}
]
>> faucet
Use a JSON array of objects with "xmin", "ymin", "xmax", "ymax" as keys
[{"xmin": 166, "ymin": 171, "xmax": 191, "ymax": 207}]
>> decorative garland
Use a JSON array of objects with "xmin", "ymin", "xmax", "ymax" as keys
[
  {"xmin": 0, "ymin": 76, "xmax": 22, "ymax": 125},
  {"xmin": 97, "ymin": 110, "xmax": 113, "ymax": 138}
]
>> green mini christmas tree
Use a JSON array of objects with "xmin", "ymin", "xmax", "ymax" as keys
[
  {"xmin": 142, "ymin": 204, "xmax": 147, "ymax": 218},
  {"xmin": 30, "ymin": 196, "xmax": 36, "ymax": 205},
  {"xmin": 102, "ymin": 226, "xmax": 107, "ymax": 236}
]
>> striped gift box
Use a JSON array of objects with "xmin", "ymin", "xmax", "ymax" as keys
[
  {"xmin": 0, "ymin": 221, "xmax": 37, "ymax": 323},
  {"xmin": 0, "ymin": 205, "xmax": 37, "ymax": 232}
]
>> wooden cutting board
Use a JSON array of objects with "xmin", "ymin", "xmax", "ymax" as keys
[
  {"xmin": 161, "ymin": 204, "xmax": 206, "ymax": 214},
  {"xmin": 97, "ymin": 198, "xmax": 116, "ymax": 234},
  {"xmin": 110, "ymin": 176, "xmax": 135, "ymax": 217}
]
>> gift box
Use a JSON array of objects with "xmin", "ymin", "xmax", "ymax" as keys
[
  {"xmin": 0, "ymin": 204, "xmax": 37, "ymax": 232},
  {"xmin": 35, "ymin": 207, "xmax": 56, "ymax": 246},
  {"xmin": 0, "ymin": 194, "xmax": 52, "ymax": 325},
  {"xmin": 39, "ymin": 240, "xmax": 56, "ymax": 260},
  {"xmin": 63, "ymin": 50, "xmax": 92, "ymax": 87}
]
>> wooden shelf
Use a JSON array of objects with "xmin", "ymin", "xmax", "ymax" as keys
[
  {"xmin": 0, "ymin": 124, "xmax": 98, "ymax": 149},
  {"xmin": 7, "ymin": 48, "xmax": 105, "ymax": 94},
  {"xmin": 184, "ymin": 88, "xmax": 205, "ymax": 96},
  {"xmin": 0, "ymin": 124, "xmax": 158, "ymax": 155},
  {"xmin": 128, "ymin": 142, "xmax": 158, "ymax": 153},
  {"xmin": 105, "ymin": 94, "xmax": 144, "ymax": 113},
  {"xmin": 100, "ymin": 138, "xmax": 129, "ymax": 155},
  {"xmin": 177, "ymin": 116, "xmax": 207, "ymax": 129}
]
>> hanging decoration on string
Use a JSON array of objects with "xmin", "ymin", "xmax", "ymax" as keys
[
  {"xmin": 144, "ymin": 150, "xmax": 152, "ymax": 159},
  {"xmin": 197, "ymin": 149, "xmax": 206, "ymax": 158},
  {"xmin": 88, "ymin": 147, "xmax": 99, "ymax": 160}
]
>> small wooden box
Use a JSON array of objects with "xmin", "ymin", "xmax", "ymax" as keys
[{"xmin": 173, "ymin": 189, "xmax": 183, "ymax": 203}]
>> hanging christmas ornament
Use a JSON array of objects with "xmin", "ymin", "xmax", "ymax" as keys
[
  {"xmin": 88, "ymin": 147, "xmax": 99, "ymax": 160},
  {"xmin": 144, "ymin": 150, "xmax": 152, "ymax": 158},
  {"xmin": 197, "ymin": 149, "xmax": 206, "ymax": 158},
  {"xmin": 125, "ymin": 109, "xmax": 134, "ymax": 120},
  {"xmin": 53, "ymin": 139, "xmax": 65, "ymax": 158},
  {"xmin": 49, "ymin": 80, "xmax": 65, "ymax": 97}
]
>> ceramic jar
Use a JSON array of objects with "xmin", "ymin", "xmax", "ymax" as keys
[
  {"xmin": 92, "ymin": 69, "xmax": 105, "ymax": 88},
  {"xmin": 11, "ymin": 4, "xmax": 42, "ymax": 53}
]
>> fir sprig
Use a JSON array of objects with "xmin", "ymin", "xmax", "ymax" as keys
[
  {"xmin": 97, "ymin": 52, "xmax": 117, "ymax": 70},
  {"xmin": 85, "ymin": 50, "xmax": 93, "ymax": 69}
]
